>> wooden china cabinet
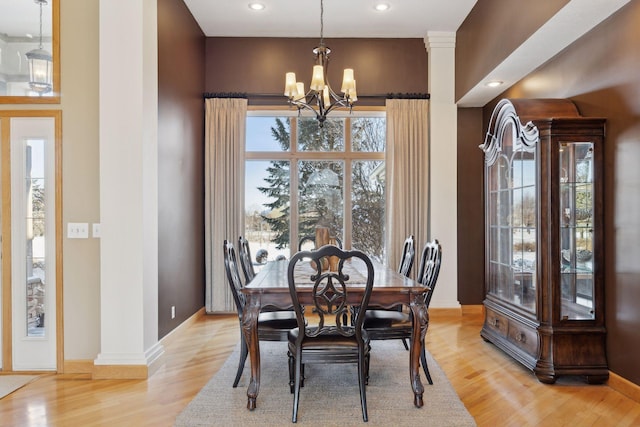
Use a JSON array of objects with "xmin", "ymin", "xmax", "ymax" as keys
[{"xmin": 479, "ymin": 98, "xmax": 608, "ymax": 384}]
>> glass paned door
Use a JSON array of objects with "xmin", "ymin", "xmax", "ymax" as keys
[
  {"xmin": 486, "ymin": 122, "xmax": 537, "ymax": 313},
  {"xmin": 9, "ymin": 117, "xmax": 57, "ymax": 370},
  {"xmin": 559, "ymin": 142, "xmax": 595, "ymax": 320}
]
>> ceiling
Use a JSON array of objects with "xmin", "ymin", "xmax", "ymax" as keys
[
  {"xmin": 182, "ymin": 0, "xmax": 631, "ymax": 107},
  {"xmin": 1, "ymin": 0, "xmax": 631, "ymax": 107},
  {"xmin": 0, "ymin": 0, "xmax": 52, "ymax": 38},
  {"xmin": 182, "ymin": 0, "xmax": 478, "ymax": 38}
]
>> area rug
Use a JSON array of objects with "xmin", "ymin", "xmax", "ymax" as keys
[
  {"xmin": 0, "ymin": 375, "xmax": 38, "ymax": 399},
  {"xmin": 175, "ymin": 340, "xmax": 476, "ymax": 426}
]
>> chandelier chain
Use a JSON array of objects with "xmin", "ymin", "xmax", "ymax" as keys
[
  {"xmin": 319, "ymin": 0, "xmax": 324, "ymax": 46},
  {"xmin": 38, "ymin": 1, "xmax": 43, "ymax": 48}
]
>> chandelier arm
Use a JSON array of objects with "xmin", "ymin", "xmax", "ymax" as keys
[
  {"xmin": 323, "ymin": 99, "xmax": 351, "ymax": 116},
  {"xmin": 325, "ymin": 84, "xmax": 342, "ymax": 101},
  {"xmin": 290, "ymin": 98, "xmax": 324, "ymax": 118}
]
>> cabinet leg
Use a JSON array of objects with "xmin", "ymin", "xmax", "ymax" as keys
[
  {"xmin": 586, "ymin": 375, "xmax": 608, "ymax": 385},
  {"xmin": 535, "ymin": 372, "xmax": 557, "ymax": 384}
]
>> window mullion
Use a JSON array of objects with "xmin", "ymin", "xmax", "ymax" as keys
[
  {"xmin": 344, "ymin": 118, "xmax": 352, "ymax": 249},
  {"xmin": 290, "ymin": 117, "xmax": 299, "ymax": 252}
]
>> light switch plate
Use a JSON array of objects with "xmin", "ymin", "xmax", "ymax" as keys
[
  {"xmin": 92, "ymin": 223, "xmax": 101, "ymax": 238},
  {"xmin": 68, "ymin": 222, "xmax": 89, "ymax": 238}
]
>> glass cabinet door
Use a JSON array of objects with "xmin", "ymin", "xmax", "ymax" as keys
[
  {"xmin": 486, "ymin": 124, "xmax": 537, "ymax": 313},
  {"xmin": 512, "ymin": 151, "xmax": 537, "ymax": 310},
  {"xmin": 559, "ymin": 142, "xmax": 595, "ymax": 320}
]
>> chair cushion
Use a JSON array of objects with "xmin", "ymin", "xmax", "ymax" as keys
[
  {"xmin": 363, "ymin": 309, "xmax": 411, "ymax": 329},
  {"xmin": 257, "ymin": 310, "xmax": 298, "ymax": 329},
  {"xmin": 288, "ymin": 327, "xmax": 369, "ymax": 349}
]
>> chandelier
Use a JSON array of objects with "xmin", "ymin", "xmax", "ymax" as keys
[
  {"xmin": 284, "ymin": 0, "xmax": 357, "ymax": 126},
  {"xmin": 25, "ymin": 0, "xmax": 53, "ymax": 95}
]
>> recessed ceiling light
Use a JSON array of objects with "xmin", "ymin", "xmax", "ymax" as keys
[
  {"xmin": 248, "ymin": 2, "xmax": 265, "ymax": 11},
  {"xmin": 375, "ymin": 3, "xmax": 390, "ymax": 12},
  {"xmin": 485, "ymin": 80, "xmax": 503, "ymax": 88}
]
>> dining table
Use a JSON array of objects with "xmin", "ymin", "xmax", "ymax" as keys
[{"xmin": 240, "ymin": 257, "xmax": 430, "ymax": 410}]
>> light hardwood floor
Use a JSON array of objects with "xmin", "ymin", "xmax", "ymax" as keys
[{"xmin": 1, "ymin": 311, "xmax": 639, "ymax": 426}]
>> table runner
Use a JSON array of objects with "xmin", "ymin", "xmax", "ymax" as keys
[{"xmin": 292, "ymin": 260, "xmax": 368, "ymax": 285}]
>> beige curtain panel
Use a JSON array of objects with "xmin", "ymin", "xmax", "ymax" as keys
[
  {"xmin": 385, "ymin": 99, "xmax": 430, "ymax": 281},
  {"xmin": 204, "ymin": 98, "xmax": 248, "ymax": 312}
]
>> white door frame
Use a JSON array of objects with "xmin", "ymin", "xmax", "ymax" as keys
[{"xmin": 0, "ymin": 111, "xmax": 63, "ymax": 372}]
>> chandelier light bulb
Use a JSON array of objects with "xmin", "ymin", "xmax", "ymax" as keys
[
  {"xmin": 310, "ymin": 65, "xmax": 326, "ymax": 91},
  {"xmin": 284, "ymin": 72, "xmax": 297, "ymax": 97}
]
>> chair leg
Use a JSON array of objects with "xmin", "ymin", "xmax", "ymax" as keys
[
  {"xmin": 421, "ymin": 341, "xmax": 433, "ymax": 385},
  {"xmin": 288, "ymin": 350, "xmax": 295, "ymax": 393},
  {"xmin": 292, "ymin": 352, "xmax": 302, "ymax": 423},
  {"xmin": 401, "ymin": 338, "xmax": 409, "ymax": 351},
  {"xmin": 358, "ymin": 351, "xmax": 369, "ymax": 422},
  {"xmin": 364, "ymin": 347, "xmax": 370, "ymax": 385},
  {"xmin": 233, "ymin": 334, "xmax": 248, "ymax": 388}
]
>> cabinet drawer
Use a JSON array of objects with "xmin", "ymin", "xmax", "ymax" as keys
[
  {"xmin": 485, "ymin": 308, "xmax": 508, "ymax": 337},
  {"xmin": 507, "ymin": 322, "xmax": 538, "ymax": 356}
]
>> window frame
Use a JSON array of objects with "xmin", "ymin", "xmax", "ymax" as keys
[{"xmin": 245, "ymin": 108, "xmax": 386, "ymax": 256}]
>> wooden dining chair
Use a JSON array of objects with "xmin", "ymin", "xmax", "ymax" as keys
[
  {"xmin": 238, "ymin": 235, "xmax": 256, "ymax": 283},
  {"xmin": 363, "ymin": 235, "xmax": 415, "ymax": 350},
  {"xmin": 397, "ymin": 235, "xmax": 416, "ymax": 277},
  {"xmin": 363, "ymin": 239, "xmax": 442, "ymax": 384},
  {"xmin": 286, "ymin": 245, "xmax": 374, "ymax": 423},
  {"xmin": 223, "ymin": 240, "xmax": 298, "ymax": 387}
]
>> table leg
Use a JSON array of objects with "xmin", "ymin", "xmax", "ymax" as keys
[
  {"xmin": 241, "ymin": 294, "xmax": 262, "ymax": 410},
  {"xmin": 409, "ymin": 294, "xmax": 429, "ymax": 408}
]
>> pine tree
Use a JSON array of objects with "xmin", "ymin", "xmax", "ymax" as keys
[{"xmin": 258, "ymin": 116, "xmax": 385, "ymax": 259}]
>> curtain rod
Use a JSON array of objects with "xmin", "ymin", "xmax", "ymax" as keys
[{"xmin": 203, "ymin": 92, "xmax": 430, "ymax": 100}]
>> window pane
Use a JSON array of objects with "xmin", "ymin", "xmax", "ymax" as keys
[
  {"xmin": 298, "ymin": 160, "xmax": 344, "ymax": 242},
  {"xmin": 26, "ymin": 140, "xmax": 46, "ymax": 337},
  {"xmin": 352, "ymin": 117, "xmax": 386, "ymax": 152},
  {"xmin": 245, "ymin": 160, "xmax": 291, "ymax": 263},
  {"xmin": 297, "ymin": 117, "xmax": 344, "ymax": 152},
  {"xmin": 246, "ymin": 116, "xmax": 291, "ymax": 152},
  {"xmin": 352, "ymin": 160, "xmax": 385, "ymax": 261}
]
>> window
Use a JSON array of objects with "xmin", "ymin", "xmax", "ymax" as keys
[{"xmin": 245, "ymin": 113, "xmax": 386, "ymax": 264}]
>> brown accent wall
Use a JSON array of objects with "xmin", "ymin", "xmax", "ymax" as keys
[
  {"xmin": 467, "ymin": 2, "xmax": 640, "ymax": 384},
  {"xmin": 455, "ymin": 0, "xmax": 569, "ymax": 101},
  {"xmin": 157, "ymin": 0, "xmax": 205, "ymax": 338},
  {"xmin": 205, "ymin": 37, "xmax": 428, "ymax": 105},
  {"xmin": 457, "ymin": 108, "xmax": 485, "ymax": 304}
]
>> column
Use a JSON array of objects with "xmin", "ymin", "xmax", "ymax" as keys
[
  {"xmin": 94, "ymin": 0, "xmax": 162, "ymax": 378},
  {"xmin": 424, "ymin": 32, "xmax": 459, "ymax": 308}
]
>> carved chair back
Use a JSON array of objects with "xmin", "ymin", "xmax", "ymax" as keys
[
  {"xmin": 287, "ymin": 245, "xmax": 374, "ymax": 341},
  {"xmin": 416, "ymin": 239, "xmax": 443, "ymax": 307},
  {"xmin": 223, "ymin": 240, "xmax": 246, "ymax": 319},
  {"xmin": 238, "ymin": 235, "xmax": 256, "ymax": 283},
  {"xmin": 397, "ymin": 235, "xmax": 415, "ymax": 277}
]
